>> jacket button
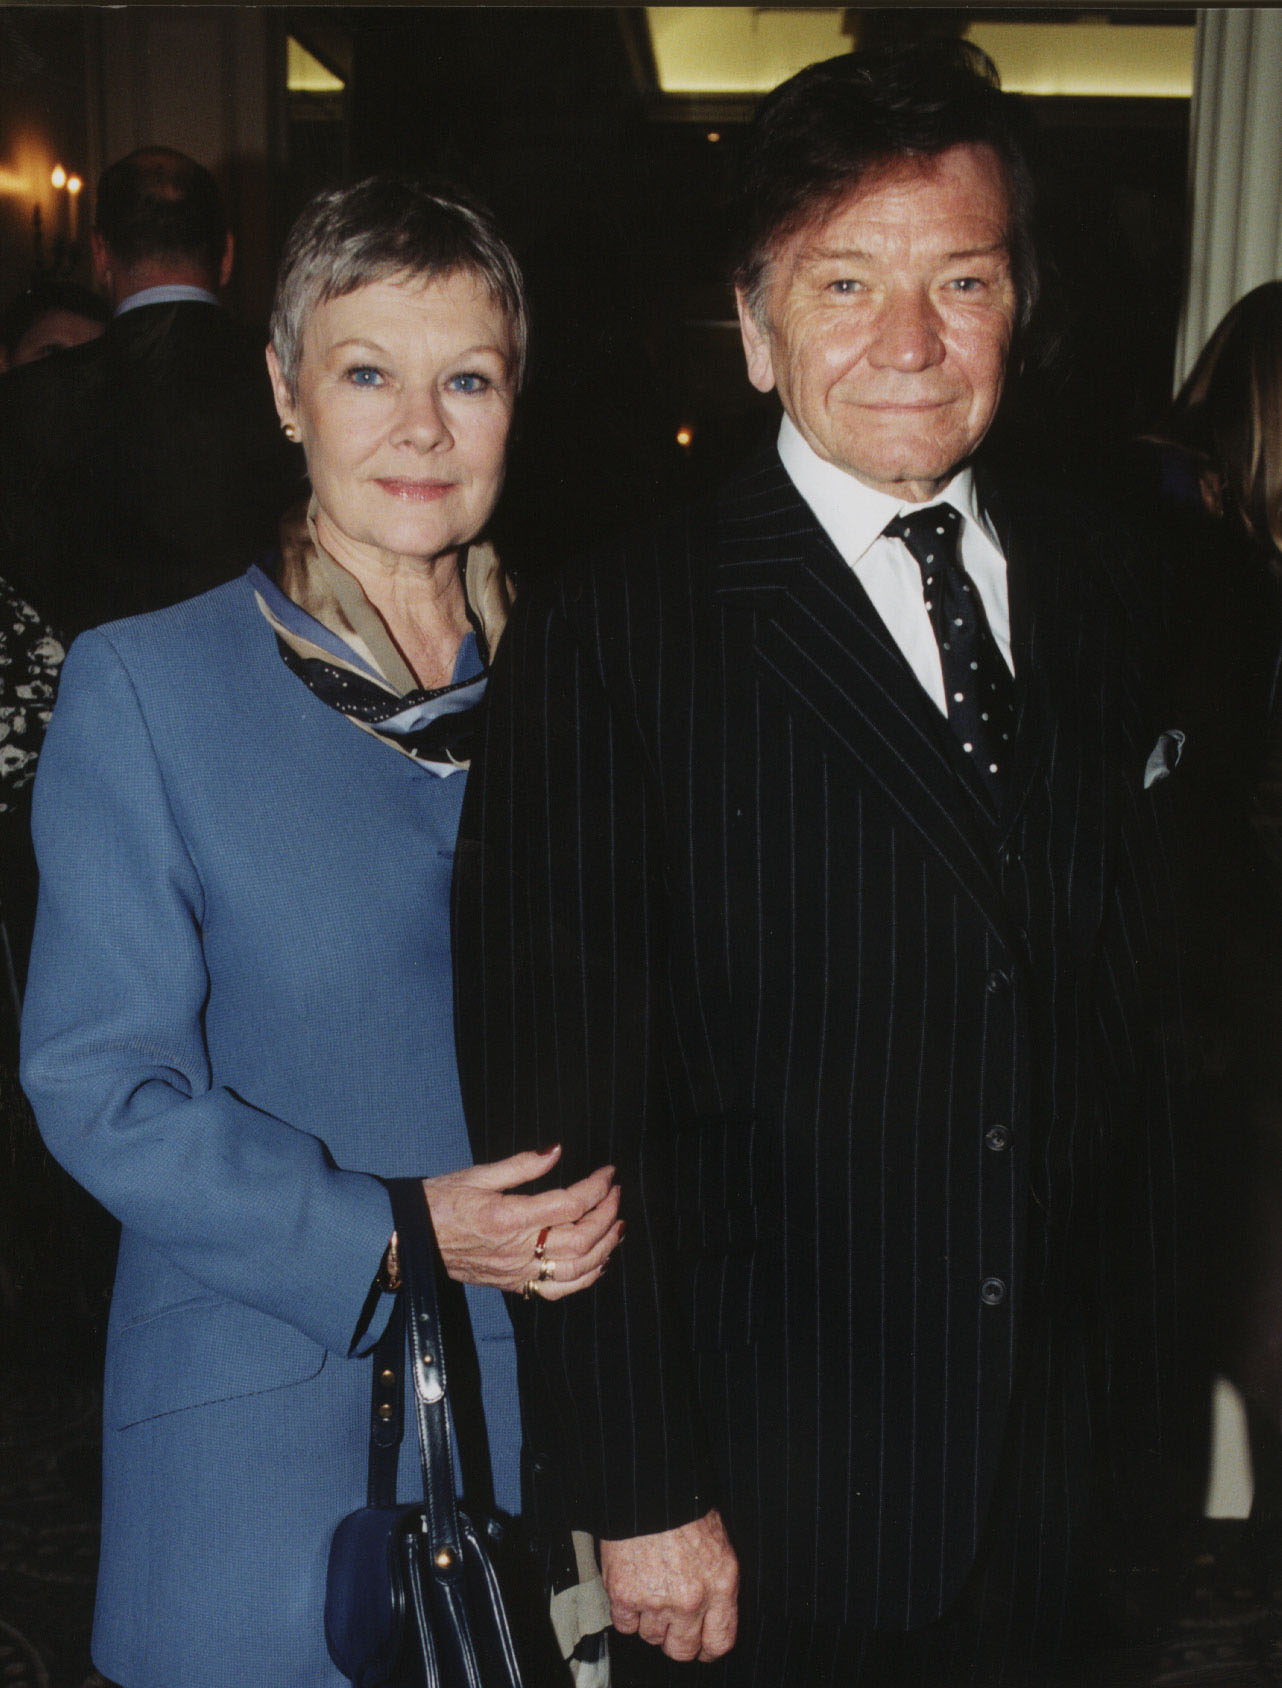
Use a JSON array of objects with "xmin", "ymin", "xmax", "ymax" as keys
[
  {"xmin": 1001, "ymin": 847, "xmax": 1021, "ymax": 870},
  {"xmin": 981, "ymin": 1277, "xmax": 1007, "ymax": 1306},
  {"xmin": 984, "ymin": 1125, "xmax": 1010, "ymax": 1152},
  {"xmin": 985, "ymin": 968, "xmax": 1012, "ymax": 996}
]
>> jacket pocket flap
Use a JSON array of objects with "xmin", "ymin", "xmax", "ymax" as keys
[{"xmin": 107, "ymin": 1295, "xmax": 327, "ymax": 1428}]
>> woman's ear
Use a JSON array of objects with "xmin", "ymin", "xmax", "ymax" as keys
[{"xmin": 265, "ymin": 344, "xmax": 298, "ymax": 437}]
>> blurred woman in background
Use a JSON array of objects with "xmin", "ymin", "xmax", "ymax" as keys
[{"xmin": 1137, "ymin": 279, "xmax": 1282, "ymax": 1578}]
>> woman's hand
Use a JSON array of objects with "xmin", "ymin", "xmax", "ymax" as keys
[{"xmin": 421, "ymin": 1145, "xmax": 622, "ymax": 1299}]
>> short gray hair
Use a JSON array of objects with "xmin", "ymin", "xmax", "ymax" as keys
[{"xmin": 269, "ymin": 175, "xmax": 529, "ymax": 396}]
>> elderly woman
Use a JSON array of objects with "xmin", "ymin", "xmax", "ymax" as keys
[{"xmin": 20, "ymin": 176, "xmax": 620, "ymax": 1688}]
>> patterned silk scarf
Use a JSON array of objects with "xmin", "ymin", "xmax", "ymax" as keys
[{"xmin": 252, "ymin": 501, "xmax": 512, "ymax": 773}]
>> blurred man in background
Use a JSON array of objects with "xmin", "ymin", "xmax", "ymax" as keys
[{"xmin": 0, "ymin": 145, "xmax": 301, "ymax": 639}]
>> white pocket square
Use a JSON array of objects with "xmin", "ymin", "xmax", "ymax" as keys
[{"xmin": 1144, "ymin": 729, "xmax": 1185, "ymax": 789}]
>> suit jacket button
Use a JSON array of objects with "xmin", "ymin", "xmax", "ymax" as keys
[
  {"xmin": 984, "ymin": 1125, "xmax": 1010, "ymax": 1152},
  {"xmin": 981, "ymin": 1277, "xmax": 1007, "ymax": 1306},
  {"xmin": 985, "ymin": 968, "xmax": 1012, "ymax": 996}
]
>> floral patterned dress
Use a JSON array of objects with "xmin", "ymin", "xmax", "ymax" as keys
[{"xmin": 0, "ymin": 579, "xmax": 63, "ymax": 814}]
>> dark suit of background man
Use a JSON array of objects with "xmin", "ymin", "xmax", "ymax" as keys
[
  {"xmin": 458, "ymin": 41, "xmax": 1192, "ymax": 1687},
  {"xmin": 0, "ymin": 146, "xmax": 301, "ymax": 640}
]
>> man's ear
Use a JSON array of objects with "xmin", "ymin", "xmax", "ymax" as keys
[
  {"xmin": 90, "ymin": 230, "xmax": 112, "ymax": 293},
  {"xmin": 736, "ymin": 288, "xmax": 776, "ymax": 395},
  {"xmin": 219, "ymin": 231, "xmax": 235, "ymax": 291}
]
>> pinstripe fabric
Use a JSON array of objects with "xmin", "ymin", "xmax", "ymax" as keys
[{"xmin": 454, "ymin": 448, "xmax": 1188, "ymax": 1649}]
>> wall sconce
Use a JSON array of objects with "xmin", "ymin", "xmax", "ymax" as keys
[
  {"xmin": 41, "ymin": 163, "xmax": 84, "ymax": 262},
  {"xmin": 66, "ymin": 173, "xmax": 83, "ymax": 241}
]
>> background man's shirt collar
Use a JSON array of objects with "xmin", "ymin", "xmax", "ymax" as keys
[{"xmin": 114, "ymin": 284, "xmax": 220, "ymax": 318}]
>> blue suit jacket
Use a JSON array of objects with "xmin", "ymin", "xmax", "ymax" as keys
[{"xmin": 21, "ymin": 574, "xmax": 518, "ymax": 1688}]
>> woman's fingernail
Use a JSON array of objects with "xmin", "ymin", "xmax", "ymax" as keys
[{"xmin": 537, "ymin": 1142, "xmax": 561, "ymax": 1155}]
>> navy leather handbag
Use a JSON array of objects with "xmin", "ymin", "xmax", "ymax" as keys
[{"xmin": 325, "ymin": 1178, "xmax": 526, "ymax": 1688}]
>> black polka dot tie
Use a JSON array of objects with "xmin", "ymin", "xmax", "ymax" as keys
[{"xmin": 885, "ymin": 504, "xmax": 1015, "ymax": 805}]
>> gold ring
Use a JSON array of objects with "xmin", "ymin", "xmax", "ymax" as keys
[
  {"xmin": 533, "ymin": 1226, "xmax": 551, "ymax": 1260},
  {"xmin": 538, "ymin": 1259, "xmax": 557, "ymax": 1282},
  {"xmin": 522, "ymin": 1278, "xmax": 541, "ymax": 1301}
]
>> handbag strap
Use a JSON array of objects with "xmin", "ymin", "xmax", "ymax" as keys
[
  {"xmin": 366, "ymin": 1292, "xmax": 406, "ymax": 1508},
  {"xmin": 386, "ymin": 1177, "xmax": 465, "ymax": 1557}
]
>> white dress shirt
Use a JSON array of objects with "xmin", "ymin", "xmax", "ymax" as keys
[{"xmin": 777, "ymin": 414, "xmax": 1013, "ymax": 716}]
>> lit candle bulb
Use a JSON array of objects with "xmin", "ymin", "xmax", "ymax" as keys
[{"xmin": 49, "ymin": 166, "xmax": 68, "ymax": 243}]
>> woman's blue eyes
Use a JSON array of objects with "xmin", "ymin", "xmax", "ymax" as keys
[{"xmin": 342, "ymin": 366, "xmax": 490, "ymax": 394}]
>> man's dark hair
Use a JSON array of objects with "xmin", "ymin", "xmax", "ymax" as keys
[
  {"xmin": 94, "ymin": 146, "xmax": 227, "ymax": 277},
  {"xmin": 733, "ymin": 39, "xmax": 1040, "ymax": 338}
]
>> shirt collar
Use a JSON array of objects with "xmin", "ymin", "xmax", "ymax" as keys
[
  {"xmin": 114, "ymin": 284, "xmax": 221, "ymax": 318},
  {"xmin": 777, "ymin": 413, "xmax": 989, "ymax": 569}
]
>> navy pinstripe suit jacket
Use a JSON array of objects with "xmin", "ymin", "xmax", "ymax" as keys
[{"xmin": 455, "ymin": 448, "xmax": 1189, "ymax": 1632}]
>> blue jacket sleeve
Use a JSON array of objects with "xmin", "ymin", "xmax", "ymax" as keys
[{"xmin": 20, "ymin": 629, "xmax": 394, "ymax": 1356}]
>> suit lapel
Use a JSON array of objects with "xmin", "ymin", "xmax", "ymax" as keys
[
  {"xmin": 980, "ymin": 469, "xmax": 1121, "ymax": 949},
  {"xmin": 711, "ymin": 451, "xmax": 1012, "ymax": 936}
]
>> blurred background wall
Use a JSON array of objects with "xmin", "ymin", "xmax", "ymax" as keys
[{"xmin": 0, "ymin": 5, "xmax": 1259, "ymax": 565}]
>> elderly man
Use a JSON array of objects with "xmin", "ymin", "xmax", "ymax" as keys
[{"xmin": 457, "ymin": 40, "xmax": 1188, "ymax": 1686}]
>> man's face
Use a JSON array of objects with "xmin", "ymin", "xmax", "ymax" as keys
[{"xmin": 737, "ymin": 143, "xmax": 1018, "ymax": 503}]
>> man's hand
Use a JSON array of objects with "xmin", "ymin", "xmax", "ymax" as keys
[{"xmin": 599, "ymin": 1509, "xmax": 739, "ymax": 1663}]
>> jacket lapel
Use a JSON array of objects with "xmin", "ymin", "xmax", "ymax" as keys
[
  {"xmin": 711, "ymin": 451, "xmax": 1012, "ymax": 936},
  {"xmin": 979, "ymin": 469, "xmax": 1121, "ymax": 951}
]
